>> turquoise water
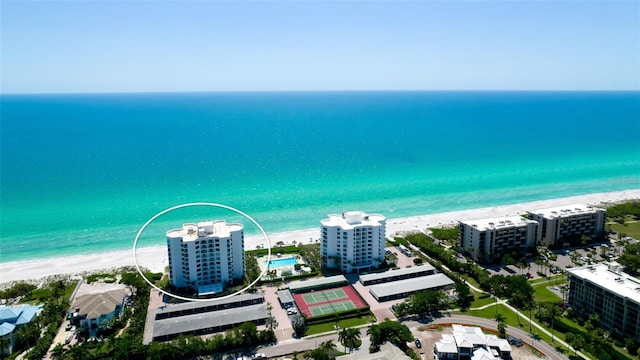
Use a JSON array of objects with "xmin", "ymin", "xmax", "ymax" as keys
[
  {"xmin": 1, "ymin": 91, "xmax": 639, "ymax": 262},
  {"xmin": 265, "ymin": 257, "xmax": 298, "ymax": 268}
]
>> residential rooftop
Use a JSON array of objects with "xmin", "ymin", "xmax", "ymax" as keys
[
  {"xmin": 321, "ymin": 211, "xmax": 386, "ymax": 229},
  {"xmin": 359, "ymin": 264, "xmax": 436, "ymax": 283},
  {"xmin": 368, "ymin": 273, "xmax": 454, "ymax": 299},
  {"xmin": 288, "ymin": 274, "xmax": 348, "ymax": 293},
  {"xmin": 527, "ymin": 203, "xmax": 604, "ymax": 219},
  {"xmin": 166, "ymin": 220, "xmax": 243, "ymax": 241},
  {"xmin": 567, "ymin": 263, "xmax": 640, "ymax": 304},
  {"xmin": 459, "ymin": 215, "xmax": 537, "ymax": 231}
]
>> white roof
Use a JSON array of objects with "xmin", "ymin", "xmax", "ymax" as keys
[
  {"xmin": 471, "ymin": 348, "xmax": 500, "ymax": 360},
  {"xmin": 321, "ymin": 211, "xmax": 386, "ymax": 229},
  {"xmin": 359, "ymin": 264, "xmax": 435, "ymax": 283},
  {"xmin": 435, "ymin": 334, "xmax": 458, "ymax": 354},
  {"xmin": 368, "ymin": 273, "xmax": 454, "ymax": 299},
  {"xmin": 567, "ymin": 263, "xmax": 640, "ymax": 304},
  {"xmin": 460, "ymin": 215, "xmax": 536, "ymax": 231},
  {"xmin": 167, "ymin": 220, "xmax": 243, "ymax": 241},
  {"xmin": 486, "ymin": 334, "xmax": 512, "ymax": 352},
  {"xmin": 528, "ymin": 203, "xmax": 604, "ymax": 219}
]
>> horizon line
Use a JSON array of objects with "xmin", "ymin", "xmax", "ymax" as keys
[{"xmin": 2, "ymin": 89, "xmax": 639, "ymax": 96}]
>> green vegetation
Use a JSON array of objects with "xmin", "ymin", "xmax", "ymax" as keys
[
  {"xmin": 246, "ymin": 244, "xmax": 299, "ymax": 257},
  {"xmin": 429, "ymin": 226, "xmax": 460, "ymax": 242},
  {"xmin": 395, "ymin": 290, "xmax": 448, "ymax": 317},
  {"xmin": 618, "ymin": 242, "xmax": 640, "ymax": 274},
  {"xmin": 608, "ymin": 222, "xmax": 640, "ymax": 240},
  {"xmin": 606, "ymin": 201, "xmax": 640, "ymax": 221},
  {"xmin": 368, "ymin": 319, "xmax": 413, "ymax": 353},
  {"xmin": 338, "ymin": 327, "xmax": 361, "ymax": 353},
  {"xmin": 0, "ymin": 282, "xmax": 37, "ymax": 301}
]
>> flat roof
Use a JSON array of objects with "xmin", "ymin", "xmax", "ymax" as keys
[
  {"xmin": 359, "ymin": 265, "xmax": 435, "ymax": 283},
  {"xmin": 277, "ymin": 290, "xmax": 294, "ymax": 304},
  {"xmin": 368, "ymin": 273, "xmax": 454, "ymax": 299},
  {"xmin": 155, "ymin": 293, "xmax": 263, "ymax": 315},
  {"xmin": 288, "ymin": 275, "xmax": 348, "ymax": 293},
  {"xmin": 460, "ymin": 215, "xmax": 537, "ymax": 231},
  {"xmin": 528, "ymin": 203, "xmax": 604, "ymax": 219},
  {"xmin": 567, "ymin": 263, "xmax": 640, "ymax": 304},
  {"xmin": 167, "ymin": 220, "xmax": 243, "ymax": 241},
  {"xmin": 321, "ymin": 211, "xmax": 386, "ymax": 229},
  {"xmin": 153, "ymin": 303, "xmax": 268, "ymax": 338}
]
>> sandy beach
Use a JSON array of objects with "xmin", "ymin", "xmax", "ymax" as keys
[{"xmin": 2, "ymin": 189, "xmax": 639, "ymax": 285}]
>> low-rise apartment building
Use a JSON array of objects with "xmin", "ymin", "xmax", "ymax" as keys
[
  {"xmin": 526, "ymin": 203, "xmax": 605, "ymax": 247},
  {"xmin": 459, "ymin": 216, "xmax": 538, "ymax": 262}
]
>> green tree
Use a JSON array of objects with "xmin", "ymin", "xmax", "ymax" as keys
[
  {"xmin": 409, "ymin": 290, "xmax": 448, "ymax": 315},
  {"xmin": 497, "ymin": 321, "xmax": 506, "ymax": 338},
  {"xmin": 338, "ymin": 328, "xmax": 360, "ymax": 353},
  {"xmin": 51, "ymin": 343, "xmax": 67, "ymax": 360},
  {"xmin": 565, "ymin": 333, "xmax": 585, "ymax": 356},
  {"xmin": 367, "ymin": 325, "xmax": 381, "ymax": 353},
  {"xmin": 291, "ymin": 314, "xmax": 307, "ymax": 338},
  {"xmin": 370, "ymin": 319, "xmax": 413, "ymax": 350},
  {"xmin": 310, "ymin": 340, "xmax": 338, "ymax": 360},
  {"xmin": 455, "ymin": 281, "xmax": 472, "ymax": 308}
]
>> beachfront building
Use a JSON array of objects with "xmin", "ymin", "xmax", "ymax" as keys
[
  {"xmin": 567, "ymin": 263, "xmax": 640, "ymax": 341},
  {"xmin": 69, "ymin": 288, "xmax": 128, "ymax": 337},
  {"xmin": 526, "ymin": 203, "xmax": 606, "ymax": 247},
  {"xmin": 459, "ymin": 215, "xmax": 538, "ymax": 262},
  {"xmin": 0, "ymin": 305, "xmax": 40, "ymax": 355},
  {"xmin": 167, "ymin": 220, "xmax": 244, "ymax": 295},
  {"xmin": 321, "ymin": 211, "xmax": 386, "ymax": 273}
]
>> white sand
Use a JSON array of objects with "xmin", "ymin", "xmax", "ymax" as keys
[{"xmin": 2, "ymin": 189, "xmax": 638, "ymax": 284}]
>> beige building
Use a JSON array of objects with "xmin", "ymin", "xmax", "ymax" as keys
[
  {"xmin": 526, "ymin": 203, "xmax": 605, "ymax": 247},
  {"xmin": 459, "ymin": 215, "xmax": 538, "ymax": 262}
]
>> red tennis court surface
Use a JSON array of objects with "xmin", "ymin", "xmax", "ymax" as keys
[{"xmin": 293, "ymin": 285, "xmax": 367, "ymax": 318}]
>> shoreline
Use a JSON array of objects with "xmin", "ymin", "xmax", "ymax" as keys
[{"xmin": 1, "ymin": 189, "xmax": 638, "ymax": 284}]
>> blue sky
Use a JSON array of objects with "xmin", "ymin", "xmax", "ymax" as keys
[{"xmin": 1, "ymin": 1, "xmax": 638, "ymax": 93}]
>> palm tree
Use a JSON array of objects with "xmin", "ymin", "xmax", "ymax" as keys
[
  {"xmin": 367, "ymin": 324, "xmax": 381, "ymax": 350},
  {"xmin": 338, "ymin": 328, "xmax": 361, "ymax": 353},
  {"xmin": 51, "ymin": 343, "xmax": 67, "ymax": 360},
  {"xmin": 311, "ymin": 340, "xmax": 338, "ymax": 360}
]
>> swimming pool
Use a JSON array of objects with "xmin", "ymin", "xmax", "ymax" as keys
[{"xmin": 264, "ymin": 256, "xmax": 298, "ymax": 268}]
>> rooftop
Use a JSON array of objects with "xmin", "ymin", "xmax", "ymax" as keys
[
  {"xmin": 73, "ymin": 288, "xmax": 127, "ymax": 319},
  {"xmin": 336, "ymin": 342, "xmax": 411, "ymax": 360},
  {"xmin": 567, "ymin": 263, "xmax": 640, "ymax": 304},
  {"xmin": 368, "ymin": 273, "xmax": 454, "ymax": 299},
  {"xmin": 321, "ymin": 211, "xmax": 386, "ymax": 229},
  {"xmin": 153, "ymin": 303, "xmax": 268, "ymax": 338},
  {"xmin": 460, "ymin": 215, "xmax": 537, "ymax": 231},
  {"xmin": 359, "ymin": 264, "xmax": 435, "ymax": 283},
  {"xmin": 0, "ymin": 304, "xmax": 40, "ymax": 326},
  {"xmin": 155, "ymin": 293, "xmax": 263, "ymax": 316},
  {"xmin": 528, "ymin": 203, "xmax": 604, "ymax": 219},
  {"xmin": 288, "ymin": 274, "xmax": 348, "ymax": 293},
  {"xmin": 167, "ymin": 220, "xmax": 243, "ymax": 241}
]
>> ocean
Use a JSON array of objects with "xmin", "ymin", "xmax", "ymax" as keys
[{"xmin": 1, "ymin": 91, "xmax": 639, "ymax": 262}]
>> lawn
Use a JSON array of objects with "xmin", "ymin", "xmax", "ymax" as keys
[
  {"xmin": 532, "ymin": 283, "xmax": 564, "ymax": 304},
  {"xmin": 468, "ymin": 292, "xmax": 496, "ymax": 309},
  {"xmin": 306, "ymin": 316, "xmax": 372, "ymax": 335},
  {"xmin": 607, "ymin": 221, "xmax": 640, "ymax": 240}
]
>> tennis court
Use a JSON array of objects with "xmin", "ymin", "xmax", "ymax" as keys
[
  {"xmin": 301, "ymin": 288, "xmax": 348, "ymax": 305},
  {"xmin": 293, "ymin": 284, "xmax": 368, "ymax": 318},
  {"xmin": 308, "ymin": 300, "xmax": 356, "ymax": 316}
]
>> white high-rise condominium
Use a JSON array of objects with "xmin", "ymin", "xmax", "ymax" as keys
[
  {"xmin": 321, "ymin": 211, "xmax": 386, "ymax": 273},
  {"xmin": 167, "ymin": 220, "xmax": 244, "ymax": 294}
]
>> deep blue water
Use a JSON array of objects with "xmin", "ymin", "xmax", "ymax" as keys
[{"xmin": 1, "ymin": 91, "xmax": 639, "ymax": 262}]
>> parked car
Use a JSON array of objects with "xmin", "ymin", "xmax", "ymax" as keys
[{"xmin": 414, "ymin": 338, "xmax": 422, "ymax": 348}]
